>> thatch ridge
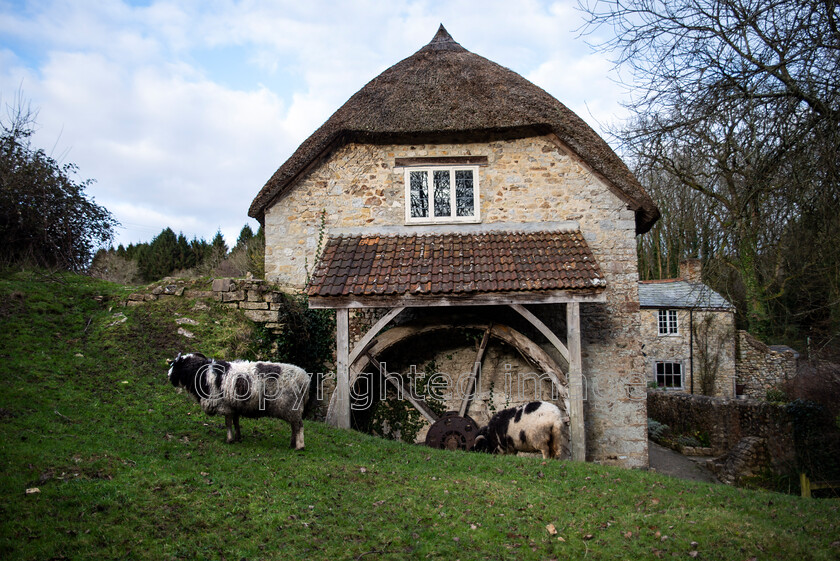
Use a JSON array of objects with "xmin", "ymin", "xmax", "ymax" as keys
[{"xmin": 249, "ymin": 25, "xmax": 660, "ymax": 234}]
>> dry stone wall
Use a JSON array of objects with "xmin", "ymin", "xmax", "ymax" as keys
[
  {"xmin": 647, "ymin": 390, "xmax": 795, "ymax": 475},
  {"xmin": 736, "ymin": 331, "xmax": 798, "ymax": 398},
  {"xmin": 707, "ymin": 436, "xmax": 769, "ymax": 485},
  {"xmin": 126, "ymin": 277, "xmax": 289, "ymax": 332}
]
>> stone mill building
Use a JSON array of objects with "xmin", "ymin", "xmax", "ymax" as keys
[{"xmin": 248, "ymin": 26, "xmax": 660, "ymax": 468}]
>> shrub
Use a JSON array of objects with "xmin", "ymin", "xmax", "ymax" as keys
[
  {"xmin": 89, "ymin": 249, "xmax": 142, "ymax": 284},
  {"xmin": 786, "ymin": 399, "xmax": 840, "ymax": 480},
  {"xmin": 648, "ymin": 418, "xmax": 671, "ymax": 442},
  {"xmin": 0, "ymin": 100, "xmax": 117, "ymax": 270},
  {"xmin": 766, "ymin": 387, "xmax": 789, "ymax": 403},
  {"xmin": 783, "ymin": 359, "xmax": 840, "ymax": 420},
  {"xmin": 693, "ymin": 429, "xmax": 711, "ymax": 447},
  {"xmin": 676, "ymin": 434, "xmax": 702, "ymax": 448}
]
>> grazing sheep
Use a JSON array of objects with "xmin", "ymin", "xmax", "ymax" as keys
[
  {"xmin": 471, "ymin": 401, "xmax": 569, "ymax": 460},
  {"xmin": 167, "ymin": 352, "xmax": 310, "ymax": 449}
]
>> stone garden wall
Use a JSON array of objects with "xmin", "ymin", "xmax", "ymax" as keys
[{"xmin": 647, "ymin": 390, "xmax": 795, "ymax": 476}]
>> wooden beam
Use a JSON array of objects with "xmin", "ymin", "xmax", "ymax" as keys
[
  {"xmin": 366, "ymin": 353, "xmax": 439, "ymax": 424},
  {"xmin": 327, "ymin": 308, "xmax": 351, "ymax": 429},
  {"xmin": 394, "ymin": 156, "xmax": 488, "ymax": 167},
  {"xmin": 458, "ymin": 324, "xmax": 492, "ymax": 417},
  {"xmin": 326, "ymin": 320, "xmax": 571, "ymax": 426},
  {"xmin": 309, "ymin": 289, "xmax": 607, "ymax": 309},
  {"xmin": 567, "ymin": 302, "xmax": 586, "ymax": 461},
  {"xmin": 349, "ymin": 306, "xmax": 406, "ymax": 366},
  {"xmin": 509, "ymin": 304, "xmax": 570, "ymax": 366}
]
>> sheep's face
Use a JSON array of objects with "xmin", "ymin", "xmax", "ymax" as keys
[
  {"xmin": 167, "ymin": 352, "xmax": 207, "ymax": 389},
  {"xmin": 471, "ymin": 427, "xmax": 492, "ymax": 453}
]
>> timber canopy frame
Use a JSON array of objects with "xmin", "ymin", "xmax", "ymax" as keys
[{"xmin": 310, "ymin": 293, "xmax": 602, "ymax": 462}]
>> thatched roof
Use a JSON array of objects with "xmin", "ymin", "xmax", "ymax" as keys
[{"xmin": 249, "ymin": 25, "xmax": 660, "ymax": 234}]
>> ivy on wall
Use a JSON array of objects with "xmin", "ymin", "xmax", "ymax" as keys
[
  {"xmin": 355, "ymin": 360, "xmax": 448, "ymax": 443},
  {"xmin": 252, "ymin": 292, "xmax": 335, "ymax": 418}
]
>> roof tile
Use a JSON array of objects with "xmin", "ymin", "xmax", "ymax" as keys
[{"xmin": 308, "ymin": 229, "xmax": 605, "ymax": 298}]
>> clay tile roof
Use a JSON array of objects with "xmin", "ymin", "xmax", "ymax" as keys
[
  {"xmin": 249, "ymin": 25, "xmax": 660, "ymax": 235},
  {"xmin": 307, "ymin": 229, "xmax": 605, "ymax": 299}
]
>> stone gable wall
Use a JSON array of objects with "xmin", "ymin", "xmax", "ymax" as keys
[
  {"xmin": 736, "ymin": 330, "xmax": 798, "ymax": 398},
  {"xmin": 640, "ymin": 308, "xmax": 736, "ymax": 397},
  {"xmin": 263, "ymin": 134, "xmax": 647, "ymax": 467}
]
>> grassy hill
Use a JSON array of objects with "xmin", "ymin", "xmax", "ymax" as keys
[{"xmin": 0, "ymin": 271, "xmax": 837, "ymax": 560}]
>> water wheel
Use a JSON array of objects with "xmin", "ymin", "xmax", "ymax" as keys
[{"xmin": 424, "ymin": 411, "xmax": 480, "ymax": 451}]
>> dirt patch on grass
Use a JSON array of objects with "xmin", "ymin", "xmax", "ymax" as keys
[
  {"xmin": 128, "ymin": 304, "xmax": 184, "ymax": 366},
  {"xmin": 0, "ymin": 290, "xmax": 26, "ymax": 318},
  {"xmin": 31, "ymin": 454, "xmax": 128, "ymax": 486}
]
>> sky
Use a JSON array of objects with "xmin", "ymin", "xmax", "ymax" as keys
[{"xmin": 0, "ymin": 0, "xmax": 631, "ymax": 248}]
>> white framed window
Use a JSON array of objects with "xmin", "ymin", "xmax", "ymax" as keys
[
  {"xmin": 655, "ymin": 361, "xmax": 683, "ymax": 389},
  {"xmin": 658, "ymin": 309, "xmax": 679, "ymax": 335},
  {"xmin": 404, "ymin": 166, "xmax": 480, "ymax": 224}
]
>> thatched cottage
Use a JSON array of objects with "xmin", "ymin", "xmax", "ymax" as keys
[{"xmin": 249, "ymin": 26, "xmax": 660, "ymax": 468}]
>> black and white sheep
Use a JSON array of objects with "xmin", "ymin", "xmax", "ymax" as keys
[
  {"xmin": 471, "ymin": 401, "xmax": 569, "ymax": 460},
  {"xmin": 167, "ymin": 352, "xmax": 311, "ymax": 449}
]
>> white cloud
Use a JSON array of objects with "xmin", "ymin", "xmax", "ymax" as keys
[
  {"xmin": 0, "ymin": 0, "xmax": 631, "ymax": 248},
  {"xmin": 527, "ymin": 51, "xmax": 631, "ymax": 137}
]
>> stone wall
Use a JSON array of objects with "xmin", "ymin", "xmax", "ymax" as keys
[
  {"xmin": 736, "ymin": 331, "xmax": 798, "ymax": 398},
  {"xmin": 647, "ymin": 390, "xmax": 795, "ymax": 474},
  {"xmin": 126, "ymin": 277, "xmax": 289, "ymax": 332},
  {"xmin": 640, "ymin": 309, "xmax": 736, "ymax": 397},
  {"xmin": 707, "ymin": 436, "xmax": 769, "ymax": 485},
  {"xmin": 263, "ymin": 134, "xmax": 648, "ymax": 468}
]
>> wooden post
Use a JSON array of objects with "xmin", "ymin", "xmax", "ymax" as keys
[
  {"xmin": 330, "ymin": 307, "xmax": 351, "ymax": 429},
  {"xmin": 567, "ymin": 302, "xmax": 586, "ymax": 461},
  {"xmin": 458, "ymin": 324, "xmax": 492, "ymax": 417},
  {"xmin": 800, "ymin": 473, "xmax": 811, "ymax": 498}
]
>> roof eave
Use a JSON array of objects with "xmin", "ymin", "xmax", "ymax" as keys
[{"xmin": 308, "ymin": 288, "xmax": 607, "ymax": 309}]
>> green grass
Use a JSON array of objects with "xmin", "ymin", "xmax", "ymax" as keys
[{"xmin": 0, "ymin": 271, "xmax": 838, "ymax": 560}]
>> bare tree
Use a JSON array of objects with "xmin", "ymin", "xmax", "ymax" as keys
[
  {"xmin": 581, "ymin": 0, "xmax": 840, "ymax": 342},
  {"xmin": 693, "ymin": 314, "xmax": 728, "ymax": 395}
]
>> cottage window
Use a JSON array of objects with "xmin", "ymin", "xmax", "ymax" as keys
[
  {"xmin": 655, "ymin": 361, "xmax": 683, "ymax": 388},
  {"xmin": 658, "ymin": 309, "xmax": 678, "ymax": 335},
  {"xmin": 405, "ymin": 166, "xmax": 480, "ymax": 223}
]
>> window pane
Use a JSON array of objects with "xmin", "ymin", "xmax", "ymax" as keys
[
  {"xmin": 410, "ymin": 171, "xmax": 428, "ymax": 218},
  {"xmin": 455, "ymin": 170, "xmax": 474, "ymax": 217},
  {"xmin": 433, "ymin": 170, "xmax": 451, "ymax": 217},
  {"xmin": 659, "ymin": 309, "xmax": 678, "ymax": 334},
  {"xmin": 668, "ymin": 310, "xmax": 678, "ymax": 333},
  {"xmin": 656, "ymin": 362, "xmax": 682, "ymax": 387}
]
